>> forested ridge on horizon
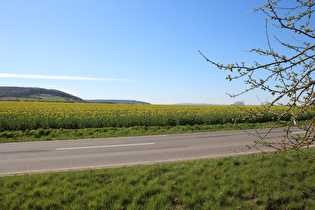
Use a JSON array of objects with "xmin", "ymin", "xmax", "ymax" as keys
[{"xmin": 0, "ymin": 86, "xmax": 83, "ymax": 102}]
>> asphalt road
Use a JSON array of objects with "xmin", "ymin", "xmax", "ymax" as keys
[{"xmin": 0, "ymin": 128, "xmax": 302, "ymax": 176}]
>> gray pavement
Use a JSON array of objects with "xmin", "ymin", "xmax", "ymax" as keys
[{"xmin": 0, "ymin": 128, "xmax": 301, "ymax": 176}]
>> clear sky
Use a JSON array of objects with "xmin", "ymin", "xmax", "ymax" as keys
[{"xmin": 1, "ymin": 0, "xmax": 284, "ymax": 104}]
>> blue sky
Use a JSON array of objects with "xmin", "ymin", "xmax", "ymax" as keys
[{"xmin": 1, "ymin": 0, "xmax": 284, "ymax": 104}]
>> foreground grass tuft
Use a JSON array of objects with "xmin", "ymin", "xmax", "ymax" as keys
[{"xmin": 0, "ymin": 148, "xmax": 314, "ymax": 209}]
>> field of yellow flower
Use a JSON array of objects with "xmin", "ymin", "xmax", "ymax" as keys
[{"xmin": 0, "ymin": 101, "xmax": 313, "ymax": 132}]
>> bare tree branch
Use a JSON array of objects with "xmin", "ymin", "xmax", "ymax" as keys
[{"xmin": 200, "ymin": 0, "xmax": 315, "ymax": 156}]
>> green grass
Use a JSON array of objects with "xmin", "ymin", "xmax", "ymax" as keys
[
  {"xmin": 0, "ymin": 148, "xmax": 314, "ymax": 209},
  {"xmin": 0, "ymin": 121, "xmax": 291, "ymax": 143}
]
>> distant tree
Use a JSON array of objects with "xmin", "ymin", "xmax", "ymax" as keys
[
  {"xmin": 200, "ymin": 0, "xmax": 314, "ymax": 155},
  {"xmin": 232, "ymin": 101, "xmax": 245, "ymax": 106}
]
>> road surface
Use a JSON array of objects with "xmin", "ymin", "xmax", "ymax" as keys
[{"xmin": 0, "ymin": 128, "xmax": 303, "ymax": 176}]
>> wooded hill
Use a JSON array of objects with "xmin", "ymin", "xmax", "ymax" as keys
[
  {"xmin": 0, "ymin": 87, "xmax": 151, "ymax": 104},
  {"xmin": 0, "ymin": 87, "xmax": 83, "ymax": 102}
]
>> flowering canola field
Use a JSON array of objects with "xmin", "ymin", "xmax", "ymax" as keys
[{"xmin": 0, "ymin": 101, "xmax": 311, "ymax": 132}]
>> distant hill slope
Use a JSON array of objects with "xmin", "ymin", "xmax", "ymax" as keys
[
  {"xmin": 0, "ymin": 87, "xmax": 84, "ymax": 102},
  {"xmin": 85, "ymin": 99, "xmax": 150, "ymax": 104}
]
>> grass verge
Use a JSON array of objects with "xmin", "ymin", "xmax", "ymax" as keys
[
  {"xmin": 0, "ymin": 148, "xmax": 314, "ymax": 209},
  {"xmin": 0, "ymin": 121, "xmax": 294, "ymax": 143}
]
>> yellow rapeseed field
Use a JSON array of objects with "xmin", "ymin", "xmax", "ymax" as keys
[{"xmin": 0, "ymin": 101, "xmax": 311, "ymax": 131}]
